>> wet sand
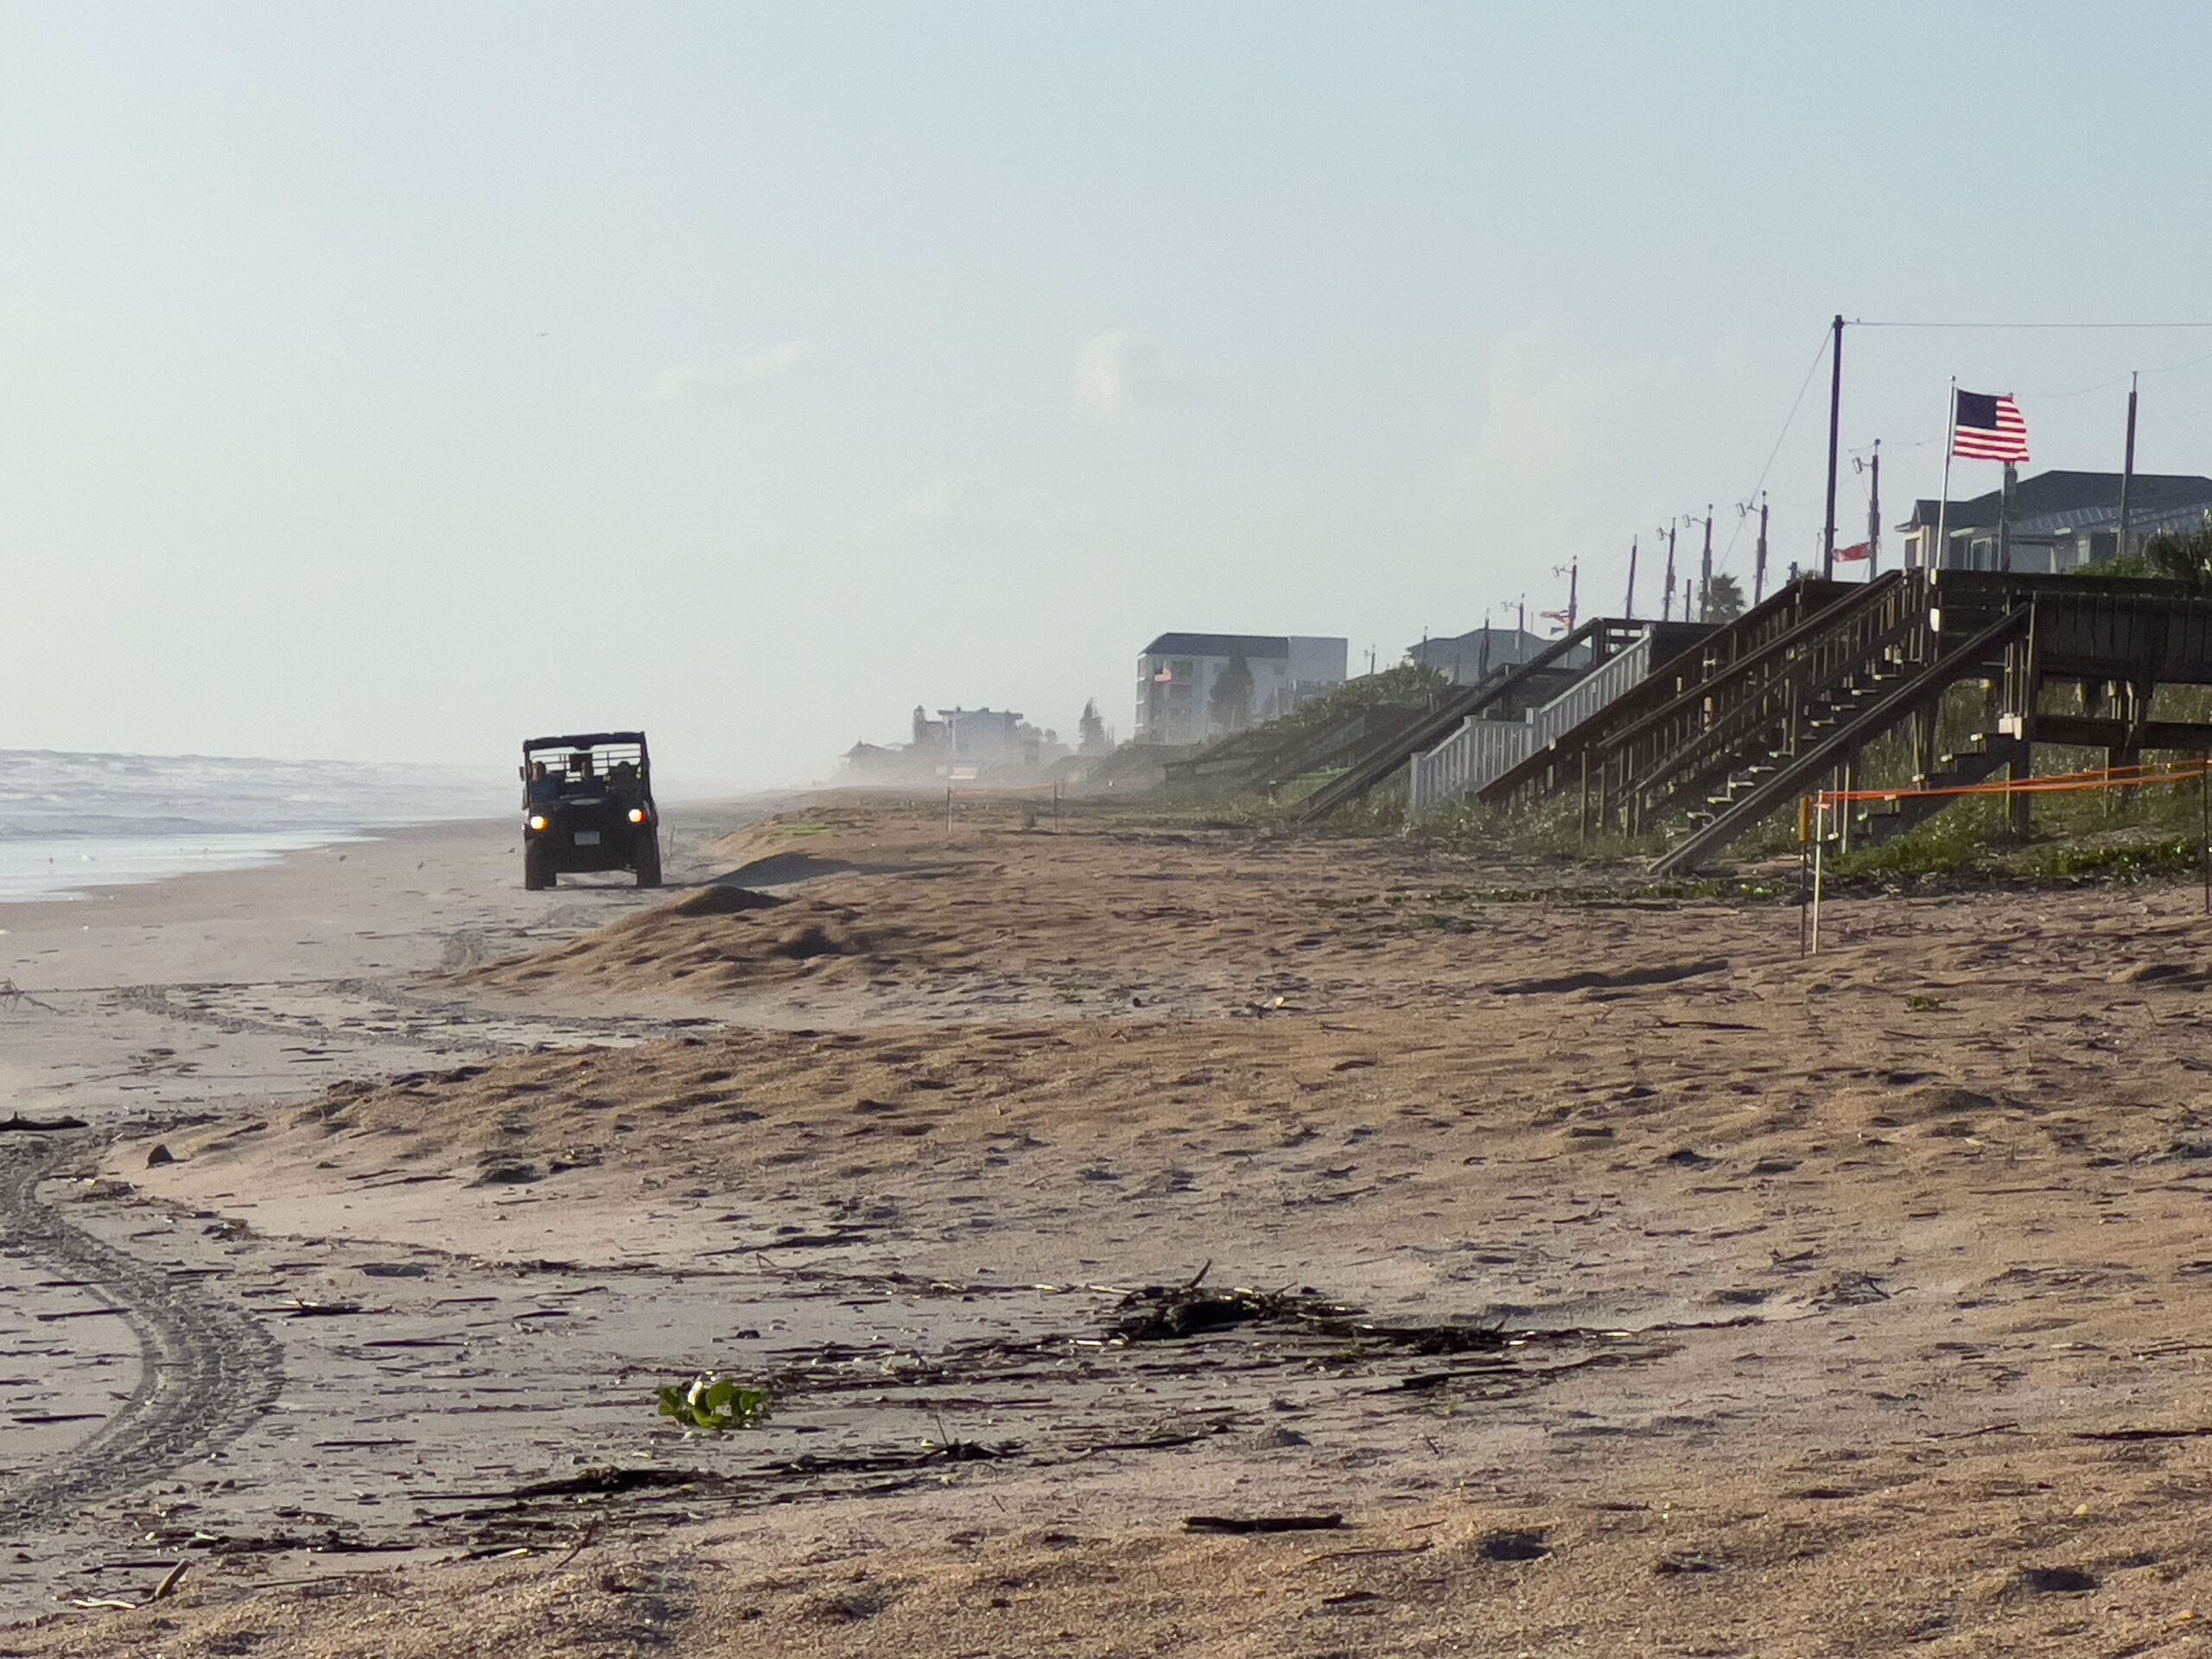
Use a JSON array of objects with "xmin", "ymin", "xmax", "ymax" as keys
[{"xmin": 8, "ymin": 800, "xmax": 2212, "ymax": 1656}]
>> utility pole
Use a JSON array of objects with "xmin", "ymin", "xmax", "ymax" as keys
[
  {"xmin": 1699, "ymin": 507, "xmax": 1713, "ymax": 623},
  {"xmin": 1822, "ymin": 313, "xmax": 1843, "ymax": 579},
  {"xmin": 1754, "ymin": 494, "xmax": 1770, "ymax": 605},
  {"xmin": 1624, "ymin": 537, "xmax": 1638, "ymax": 620},
  {"xmin": 1662, "ymin": 526, "xmax": 1677, "ymax": 623},
  {"xmin": 2119, "ymin": 371, "xmax": 2139, "ymax": 561},
  {"xmin": 1518, "ymin": 598, "xmax": 1526, "ymax": 642},
  {"xmin": 1867, "ymin": 440, "xmax": 1881, "ymax": 577},
  {"xmin": 1567, "ymin": 557, "xmax": 1579, "ymax": 633}
]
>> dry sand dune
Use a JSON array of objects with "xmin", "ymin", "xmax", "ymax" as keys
[{"xmin": 16, "ymin": 803, "xmax": 2212, "ymax": 1656}]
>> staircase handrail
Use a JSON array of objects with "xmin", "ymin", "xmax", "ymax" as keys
[
  {"xmin": 1533, "ymin": 630, "xmax": 1651, "ymax": 748},
  {"xmin": 1407, "ymin": 632, "xmax": 1658, "ymax": 819},
  {"xmin": 1474, "ymin": 579, "xmax": 1847, "ymax": 808},
  {"xmin": 1650, "ymin": 603, "xmax": 2030, "ymax": 874},
  {"xmin": 1593, "ymin": 571, "xmax": 1915, "ymax": 774},
  {"xmin": 1296, "ymin": 614, "xmax": 1628, "ymax": 821},
  {"xmin": 1618, "ymin": 573, "xmax": 1929, "ymax": 810}
]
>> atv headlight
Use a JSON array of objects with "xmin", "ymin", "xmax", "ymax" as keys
[
  {"xmin": 627, "ymin": 808, "xmax": 645, "ymax": 823},
  {"xmin": 528, "ymin": 815, "xmax": 548, "ymax": 831}
]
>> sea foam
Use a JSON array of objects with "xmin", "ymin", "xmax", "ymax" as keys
[{"xmin": 0, "ymin": 749, "xmax": 512, "ymax": 902}]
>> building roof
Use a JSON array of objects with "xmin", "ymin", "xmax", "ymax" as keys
[
  {"xmin": 1411, "ymin": 626, "xmax": 1553, "ymax": 656},
  {"xmin": 1141, "ymin": 632, "xmax": 1293, "ymax": 660},
  {"xmin": 1902, "ymin": 470, "xmax": 2212, "ymax": 533}
]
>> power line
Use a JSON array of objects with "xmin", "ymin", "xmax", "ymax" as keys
[
  {"xmin": 1717, "ymin": 326, "xmax": 1830, "ymax": 569},
  {"xmin": 1851, "ymin": 320, "xmax": 2212, "ymax": 330}
]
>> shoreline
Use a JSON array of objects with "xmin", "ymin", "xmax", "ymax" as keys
[
  {"xmin": 0, "ymin": 827, "xmax": 381, "ymax": 906},
  {"xmin": 0, "ymin": 789, "xmax": 783, "ymax": 910}
]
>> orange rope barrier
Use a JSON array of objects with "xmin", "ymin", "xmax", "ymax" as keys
[
  {"xmin": 1815, "ymin": 760, "xmax": 2209, "ymax": 808},
  {"xmin": 1799, "ymin": 749, "xmax": 2212, "ymax": 954}
]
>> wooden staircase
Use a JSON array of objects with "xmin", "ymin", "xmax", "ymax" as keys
[
  {"xmin": 1475, "ymin": 579, "xmax": 1858, "ymax": 813},
  {"xmin": 1650, "ymin": 603, "xmax": 2030, "ymax": 874},
  {"xmin": 1295, "ymin": 617, "xmax": 1655, "ymax": 823},
  {"xmin": 1472, "ymin": 566, "xmax": 2212, "ymax": 872}
]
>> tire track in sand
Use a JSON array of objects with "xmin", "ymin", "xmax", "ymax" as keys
[{"xmin": 0, "ymin": 1137, "xmax": 281, "ymax": 1533}]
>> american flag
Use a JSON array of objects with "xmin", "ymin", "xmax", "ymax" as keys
[{"xmin": 1953, "ymin": 391, "xmax": 2030, "ymax": 463}]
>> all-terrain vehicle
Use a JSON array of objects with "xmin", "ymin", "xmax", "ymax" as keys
[{"xmin": 519, "ymin": 731, "xmax": 660, "ymax": 890}]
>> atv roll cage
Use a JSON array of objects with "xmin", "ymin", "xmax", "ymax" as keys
[{"xmin": 518, "ymin": 730, "xmax": 660, "ymax": 890}]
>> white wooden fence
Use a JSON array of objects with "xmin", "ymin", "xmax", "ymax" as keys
[{"xmin": 1408, "ymin": 631, "xmax": 1653, "ymax": 821}]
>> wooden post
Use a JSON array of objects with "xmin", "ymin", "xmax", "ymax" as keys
[
  {"xmin": 1837, "ymin": 753, "xmax": 1856, "ymax": 857},
  {"xmin": 1999, "ymin": 462, "xmax": 2017, "ymax": 573},
  {"xmin": 1699, "ymin": 509, "xmax": 1713, "ymax": 622},
  {"xmin": 2120, "ymin": 373, "xmax": 2139, "ymax": 561},
  {"xmin": 1754, "ymin": 496, "xmax": 1770, "ymax": 605},
  {"xmin": 2007, "ymin": 635, "xmax": 2032, "ymax": 839},
  {"xmin": 1822, "ymin": 314, "xmax": 1843, "ymax": 579},
  {"xmin": 1866, "ymin": 441, "xmax": 1881, "ymax": 578}
]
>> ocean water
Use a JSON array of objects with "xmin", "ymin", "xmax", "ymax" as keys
[{"xmin": 0, "ymin": 749, "xmax": 516, "ymax": 903}]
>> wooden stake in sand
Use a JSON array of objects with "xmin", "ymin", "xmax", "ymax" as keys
[
  {"xmin": 1809, "ymin": 798, "xmax": 1826, "ymax": 957},
  {"xmin": 1797, "ymin": 796, "xmax": 1812, "ymax": 958}
]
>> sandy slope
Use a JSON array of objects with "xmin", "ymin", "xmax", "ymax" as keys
[{"xmin": 13, "ymin": 802, "xmax": 2212, "ymax": 1656}]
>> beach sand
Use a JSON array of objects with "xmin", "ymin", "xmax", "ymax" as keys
[{"xmin": 7, "ymin": 798, "xmax": 2212, "ymax": 1656}]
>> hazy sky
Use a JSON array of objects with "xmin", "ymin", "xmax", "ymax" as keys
[{"xmin": 8, "ymin": 3, "xmax": 2212, "ymax": 791}]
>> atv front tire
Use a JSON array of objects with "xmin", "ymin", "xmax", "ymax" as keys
[
  {"xmin": 524, "ymin": 841, "xmax": 554, "ymax": 891},
  {"xmin": 634, "ymin": 832, "xmax": 662, "ymax": 888}
]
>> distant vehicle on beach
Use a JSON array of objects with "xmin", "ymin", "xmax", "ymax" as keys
[{"xmin": 518, "ymin": 731, "xmax": 660, "ymax": 890}]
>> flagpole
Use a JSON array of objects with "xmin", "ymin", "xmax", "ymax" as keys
[
  {"xmin": 1624, "ymin": 537, "xmax": 1637, "ymax": 620},
  {"xmin": 1933, "ymin": 378, "xmax": 1955, "ymax": 573}
]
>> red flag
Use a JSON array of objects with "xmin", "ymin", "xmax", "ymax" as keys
[{"xmin": 1835, "ymin": 542, "xmax": 1872, "ymax": 563}]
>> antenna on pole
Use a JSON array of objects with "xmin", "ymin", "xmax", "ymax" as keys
[
  {"xmin": 1868, "ymin": 439, "xmax": 1881, "ymax": 577},
  {"xmin": 1624, "ymin": 537, "xmax": 1638, "ymax": 620},
  {"xmin": 1699, "ymin": 507, "xmax": 1714, "ymax": 623},
  {"xmin": 1758, "ymin": 493, "xmax": 1770, "ymax": 602}
]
